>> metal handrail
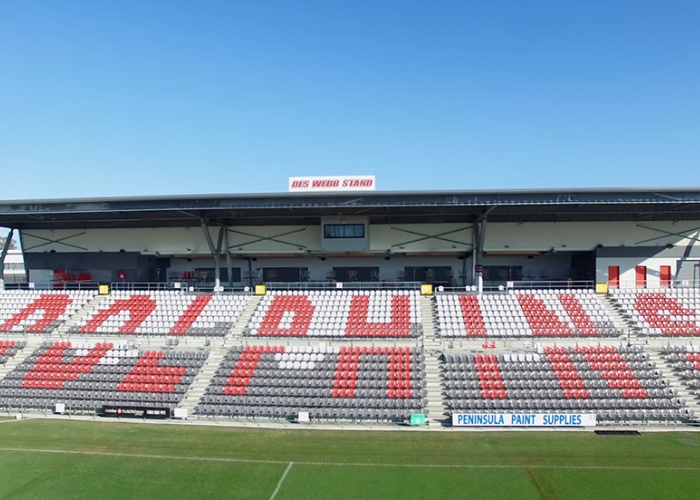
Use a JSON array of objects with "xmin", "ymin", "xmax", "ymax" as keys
[
  {"xmin": 437, "ymin": 280, "xmax": 595, "ymax": 293},
  {"xmin": 5, "ymin": 277, "xmax": 700, "ymax": 294},
  {"xmin": 263, "ymin": 281, "xmax": 423, "ymax": 290},
  {"xmin": 110, "ymin": 282, "xmax": 172, "ymax": 291},
  {"xmin": 611, "ymin": 280, "xmax": 700, "ymax": 290},
  {"xmin": 109, "ymin": 282, "xmax": 251, "ymax": 293},
  {"xmin": 2, "ymin": 281, "xmax": 100, "ymax": 291}
]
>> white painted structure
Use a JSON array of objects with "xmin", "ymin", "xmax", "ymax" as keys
[
  {"xmin": 17, "ymin": 219, "xmax": 700, "ymax": 288},
  {"xmin": 2, "ymin": 250, "xmax": 26, "ymax": 284},
  {"xmin": 22, "ymin": 221, "xmax": 697, "ymax": 255}
]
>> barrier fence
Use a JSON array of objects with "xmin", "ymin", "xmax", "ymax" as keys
[
  {"xmin": 2, "ymin": 281, "xmax": 100, "ymax": 291},
  {"xmin": 109, "ymin": 282, "xmax": 250, "ymax": 293},
  {"xmin": 438, "ymin": 281, "xmax": 594, "ymax": 293},
  {"xmin": 612, "ymin": 279, "xmax": 700, "ymax": 290},
  {"xmin": 3, "ymin": 279, "xmax": 700, "ymax": 293},
  {"xmin": 263, "ymin": 281, "xmax": 423, "ymax": 290}
]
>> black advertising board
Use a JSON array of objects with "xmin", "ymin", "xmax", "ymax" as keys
[{"xmin": 102, "ymin": 405, "xmax": 170, "ymax": 419}]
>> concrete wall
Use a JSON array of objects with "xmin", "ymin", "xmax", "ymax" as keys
[
  {"xmin": 486, "ymin": 221, "xmax": 700, "ymax": 252},
  {"xmin": 18, "ymin": 220, "xmax": 700, "ymax": 287},
  {"xmin": 23, "ymin": 221, "xmax": 700, "ymax": 256},
  {"xmin": 596, "ymin": 246, "xmax": 700, "ymax": 288},
  {"xmin": 2, "ymin": 250, "xmax": 26, "ymax": 284},
  {"xmin": 369, "ymin": 224, "xmax": 473, "ymax": 253}
]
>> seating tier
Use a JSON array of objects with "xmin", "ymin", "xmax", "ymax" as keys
[
  {"xmin": 68, "ymin": 291, "xmax": 249, "ymax": 336},
  {"xmin": 661, "ymin": 344, "xmax": 700, "ymax": 390},
  {"xmin": 197, "ymin": 344, "xmax": 427, "ymax": 420},
  {"xmin": 0, "ymin": 291, "xmax": 95, "ymax": 334},
  {"xmin": 0, "ymin": 342, "xmax": 207, "ymax": 411},
  {"xmin": 437, "ymin": 289, "xmax": 620, "ymax": 338},
  {"xmin": 245, "ymin": 290, "xmax": 423, "ymax": 338},
  {"xmin": 442, "ymin": 345, "xmax": 688, "ymax": 421},
  {"xmin": 610, "ymin": 288, "xmax": 700, "ymax": 336}
]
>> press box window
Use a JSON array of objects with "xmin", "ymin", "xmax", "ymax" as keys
[{"xmin": 324, "ymin": 224, "xmax": 365, "ymax": 239}]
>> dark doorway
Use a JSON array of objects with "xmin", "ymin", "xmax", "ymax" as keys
[
  {"xmin": 263, "ymin": 267, "xmax": 309, "ymax": 282},
  {"xmin": 332, "ymin": 267, "xmax": 380, "ymax": 282}
]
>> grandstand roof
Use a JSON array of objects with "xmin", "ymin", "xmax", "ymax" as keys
[{"xmin": 1, "ymin": 187, "xmax": 700, "ymax": 229}]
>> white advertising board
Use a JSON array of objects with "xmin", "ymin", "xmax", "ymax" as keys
[
  {"xmin": 452, "ymin": 413, "xmax": 597, "ymax": 427},
  {"xmin": 289, "ymin": 175, "xmax": 376, "ymax": 192}
]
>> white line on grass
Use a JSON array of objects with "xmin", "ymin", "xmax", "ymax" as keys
[
  {"xmin": 0, "ymin": 448, "xmax": 699, "ymax": 471},
  {"xmin": 269, "ymin": 462, "xmax": 294, "ymax": 500}
]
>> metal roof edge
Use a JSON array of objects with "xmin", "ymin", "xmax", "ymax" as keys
[{"xmin": 3, "ymin": 186, "xmax": 700, "ymax": 206}]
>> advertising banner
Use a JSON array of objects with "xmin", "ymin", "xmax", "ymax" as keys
[
  {"xmin": 452, "ymin": 413, "xmax": 597, "ymax": 427},
  {"xmin": 102, "ymin": 405, "xmax": 171, "ymax": 419}
]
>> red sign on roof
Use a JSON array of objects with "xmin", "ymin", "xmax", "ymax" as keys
[{"xmin": 289, "ymin": 176, "xmax": 376, "ymax": 192}]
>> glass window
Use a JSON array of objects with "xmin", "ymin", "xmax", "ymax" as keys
[{"xmin": 324, "ymin": 224, "xmax": 365, "ymax": 239}]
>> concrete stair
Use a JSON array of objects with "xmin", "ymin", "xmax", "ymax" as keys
[
  {"xmin": 423, "ymin": 353, "xmax": 448, "ymax": 426},
  {"xmin": 421, "ymin": 295, "xmax": 448, "ymax": 425},
  {"xmin": 601, "ymin": 295, "xmax": 636, "ymax": 337},
  {"xmin": 0, "ymin": 336, "xmax": 42, "ymax": 381},
  {"xmin": 420, "ymin": 295, "xmax": 437, "ymax": 342},
  {"xmin": 650, "ymin": 350, "xmax": 700, "ymax": 421},
  {"xmin": 226, "ymin": 295, "xmax": 261, "ymax": 340},
  {"xmin": 179, "ymin": 348, "xmax": 226, "ymax": 417},
  {"xmin": 54, "ymin": 294, "xmax": 107, "ymax": 336}
]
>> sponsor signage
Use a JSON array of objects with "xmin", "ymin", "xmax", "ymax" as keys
[
  {"xmin": 102, "ymin": 405, "xmax": 171, "ymax": 419},
  {"xmin": 410, "ymin": 413, "xmax": 426, "ymax": 426},
  {"xmin": 289, "ymin": 175, "xmax": 376, "ymax": 192},
  {"xmin": 452, "ymin": 413, "xmax": 597, "ymax": 427}
]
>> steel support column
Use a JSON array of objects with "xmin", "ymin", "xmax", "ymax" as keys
[
  {"xmin": 461, "ymin": 252, "xmax": 468, "ymax": 287},
  {"xmin": 201, "ymin": 222, "xmax": 224, "ymax": 290},
  {"xmin": 473, "ymin": 224, "xmax": 484, "ymax": 293},
  {"xmin": 472, "ymin": 208, "xmax": 495, "ymax": 293},
  {"xmin": 0, "ymin": 229, "xmax": 14, "ymax": 288},
  {"xmin": 224, "ymin": 227, "xmax": 233, "ymax": 288},
  {"xmin": 215, "ymin": 226, "xmax": 224, "ymax": 289}
]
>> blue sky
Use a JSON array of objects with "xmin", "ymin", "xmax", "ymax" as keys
[{"xmin": 1, "ymin": 0, "xmax": 699, "ymax": 199}]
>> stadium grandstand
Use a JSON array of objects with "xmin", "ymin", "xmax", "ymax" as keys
[{"xmin": 0, "ymin": 187, "xmax": 700, "ymax": 428}]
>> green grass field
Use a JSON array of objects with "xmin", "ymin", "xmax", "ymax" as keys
[{"xmin": 0, "ymin": 420, "xmax": 699, "ymax": 499}]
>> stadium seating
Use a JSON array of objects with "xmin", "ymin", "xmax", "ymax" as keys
[
  {"xmin": 661, "ymin": 344, "xmax": 700, "ymax": 391},
  {"xmin": 0, "ymin": 340, "xmax": 26, "ymax": 366},
  {"xmin": 442, "ymin": 345, "xmax": 689, "ymax": 422},
  {"xmin": 67, "ymin": 291, "xmax": 249, "ymax": 336},
  {"xmin": 0, "ymin": 290, "xmax": 95, "ymax": 334},
  {"xmin": 436, "ymin": 289, "xmax": 621, "ymax": 338},
  {"xmin": 244, "ymin": 290, "xmax": 423, "ymax": 338},
  {"xmin": 197, "ymin": 344, "xmax": 427, "ymax": 421},
  {"xmin": 0, "ymin": 341, "xmax": 207, "ymax": 412},
  {"xmin": 610, "ymin": 288, "xmax": 700, "ymax": 336}
]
